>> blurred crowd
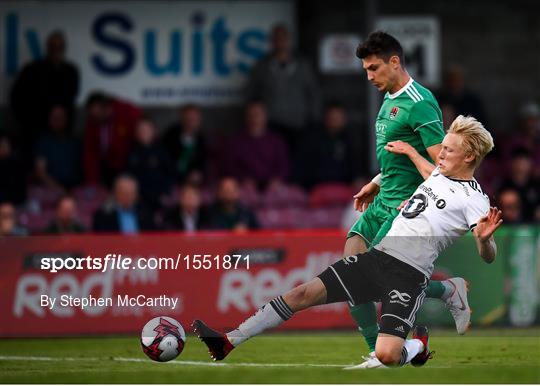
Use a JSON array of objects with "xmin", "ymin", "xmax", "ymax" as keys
[{"xmin": 0, "ymin": 27, "xmax": 538, "ymax": 236}]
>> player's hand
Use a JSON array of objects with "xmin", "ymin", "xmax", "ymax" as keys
[
  {"xmin": 397, "ymin": 199, "xmax": 409, "ymax": 211},
  {"xmin": 475, "ymin": 207, "xmax": 503, "ymax": 242},
  {"xmin": 353, "ymin": 182, "xmax": 380, "ymax": 212},
  {"xmin": 384, "ymin": 140, "xmax": 415, "ymax": 156}
]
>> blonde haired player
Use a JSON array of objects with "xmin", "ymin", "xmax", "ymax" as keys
[{"xmin": 193, "ymin": 115, "xmax": 502, "ymax": 367}]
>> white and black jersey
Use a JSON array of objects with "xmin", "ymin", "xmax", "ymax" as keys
[{"xmin": 375, "ymin": 167, "xmax": 490, "ymax": 277}]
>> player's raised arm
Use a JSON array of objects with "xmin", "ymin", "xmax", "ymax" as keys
[
  {"xmin": 384, "ymin": 140, "xmax": 436, "ymax": 180},
  {"xmin": 472, "ymin": 207, "xmax": 503, "ymax": 264},
  {"xmin": 353, "ymin": 175, "xmax": 381, "ymax": 211}
]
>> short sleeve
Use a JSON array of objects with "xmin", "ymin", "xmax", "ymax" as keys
[
  {"xmin": 465, "ymin": 194, "xmax": 490, "ymax": 231},
  {"xmin": 408, "ymin": 100, "xmax": 445, "ymax": 148}
]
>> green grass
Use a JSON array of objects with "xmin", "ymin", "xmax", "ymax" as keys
[{"xmin": 1, "ymin": 329, "xmax": 539, "ymax": 383}]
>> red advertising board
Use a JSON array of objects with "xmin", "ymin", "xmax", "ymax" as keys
[{"xmin": 0, "ymin": 231, "xmax": 356, "ymax": 337}]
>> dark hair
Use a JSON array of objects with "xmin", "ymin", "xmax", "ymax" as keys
[
  {"xmin": 85, "ymin": 92, "xmax": 111, "ymax": 108},
  {"xmin": 356, "ymin": 31, "xmax": 404, "ymax": 64},
  {"xmin": 510, "ymin": 147, "xmax": 531, "ymax": 160},
  {"xmin": 180, "ymin": 103, "xmax": 200, "ymax": 113},
  {"xmin": 324, "ymin": 100, "xmax": 346, "ymax": 112}
]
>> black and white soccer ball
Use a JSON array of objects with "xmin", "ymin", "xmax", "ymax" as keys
[{"xmin": 141, "ymin": 316, "xmax": 186, "ymax": 362}]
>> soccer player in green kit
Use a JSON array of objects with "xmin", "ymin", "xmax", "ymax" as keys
[{"xmin": 346, "ymin": 31, "xmax": 470, "ymax": 368}]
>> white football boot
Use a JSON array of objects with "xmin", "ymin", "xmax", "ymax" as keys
[
  {"xmin": 343, "ymin": 351, "xmax": 387, "ymax": 369},
  {"xmin": 444, "ymin": 277, "xmax": 471, "ymax": 334}
]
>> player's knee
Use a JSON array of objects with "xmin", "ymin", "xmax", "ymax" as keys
[
  {"xmin": 375, "ymin": 347, "xmax": 400, "ymax": 366},
  {"xmin": 283, "ymin": 284, "xmax": 311, "ymax": 311}
]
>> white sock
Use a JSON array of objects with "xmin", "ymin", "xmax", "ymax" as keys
[
  {"xmin": 399, "ymin": 339, "xmax": 424, "ymax": 366},
  {"xmin": 441, "ymin": 280, "xmax": 455, "ymax": 300},
  {"xmin": 226, "ymin": 296, "xmax": 294, "ymax": 346}
]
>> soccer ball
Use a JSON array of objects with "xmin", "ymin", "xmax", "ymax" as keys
[{"xmin": 141, "ymin": 316, "xmax": 186, "ymax": 362}]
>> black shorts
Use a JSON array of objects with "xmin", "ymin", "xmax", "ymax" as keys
[{"xmin": 317, "ymin": 248, "xmax": 428, "ymax": 339}]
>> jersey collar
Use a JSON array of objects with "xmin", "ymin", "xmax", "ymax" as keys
[{"xmin": 387, "ymin": 77, "xmax": 414, "ymax": 99}]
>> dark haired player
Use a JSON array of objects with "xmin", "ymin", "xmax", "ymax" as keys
[{"xmin": 338, "ymin": 31, "xmax": 472, "ymax": 368}]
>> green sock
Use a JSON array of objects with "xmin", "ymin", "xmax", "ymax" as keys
[
  {"xmin": 426, "ymin": 280, "xmax": 446, "ymax": 299},
  {"xmin": 349, "ymin": 302, "xmax": 378, "ymax": 352}
]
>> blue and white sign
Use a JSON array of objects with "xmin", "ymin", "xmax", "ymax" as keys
[{"xmin": 0, "ymin": 1, "xmax": 294, "ymax": 105}]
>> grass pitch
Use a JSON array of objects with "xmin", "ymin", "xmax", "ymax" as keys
[{"xmin": 1, "ymin": 328, "xmax": 539, "ymax": 384}]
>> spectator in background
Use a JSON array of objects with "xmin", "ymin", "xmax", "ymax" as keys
[
  {"xmin": 83, "ymin": 92, "xmax": 141, "ymax": 187},
  {"xmin": 92, "ymin": 174, "xmax": 154, "ymax": 233},
  {"xmin": 437, "ymin": 65, "xmax": 486, "ymax": 125},
  {"xmin": 162, "ymin": 184, "xmax": 209, "ymax": 232},
  {"xmin": 499, "ymin": 102, "xmax": 540, "ymax": 177},
  {"xmin": 294, "ymin": 103, "xmax": 359, "ymax": 189},
  {"xmin": 207, "ymin": 177, "xmax": 259, "ymax": 231},
  {"xmin": 0, "ymin": 202, "xmax": 28, "ymax": 236},
  {"xmin": 44, "ymin": 196, "xmax": 85, "ymax": 234},
  {"xmin": 128, "ymin": 117, "xmax": 174, "ymax": 209},
  {"xmin": 162, "ymin": 104, "xmax": 207, "ymax": 185},
  {"xmin": 0, "ymin": 135, "xmax": 27, "ymax": 205},
  {"xmin": 440, "ymin": 102, "xmax": 457, "ymax": 130},
  {"xmin": 245, "ymin": 24, "xmax": 321, "ymax": 150},
  {"xmin": 221, "ymin": 102, "xmax": 289, "ymax": 190},
  {"xmin": 10, "ymin": 30, "xmax": 79, "ymax": 152},
  {"xmin": 496, "ymin": 188, "xmax": 523, "ymax": 224},
  {"xmin": 34, "ymin": 105, "xmax": 81, "ymax": 191},
  {"xmin": 497, "ymin": 148, "xmax": 539, "ymax": 223}
]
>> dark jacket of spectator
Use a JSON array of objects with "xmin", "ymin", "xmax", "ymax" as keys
[
  {"xmin": 0, "ymin": 136, "xmax": 27, "ymax": 205},
  {"xmin": 294, "ymin": 121, "xmax": 358, "ymax": 189},
  {"xmin": 44, "ymin": 220, "xmax": 86, "ymax": 234},
  {"xmin": 35, "ymin": 106, "xmax": 81, "ymax": 190},
  {"xmin": 92, "ymin": 203, "xmax": 155, "ymax": 233},
  {"xmin": 93, "ymin": 175, "xmax": 155, "ymax": 233},
  {"xmin": 10, "ymin": 31, "xmax": 79, "ymax": 143},
  {"xmin": 245, "ymin": 25, "xmax": 320, "ymax": 148},
  {"xmin": 162, "ymin": 125, "xmax": 207, "ymax": 183},
  {"xmin": 162, "ymin": 205, "xmax": 210, "ymax": 232},
  {"xmin": 207, "ymin": 202, "xmax": 260, "ymax": 230},
  {"xmin": 35, "ymin": 134, "xmax": 80, "ymax": 188}
]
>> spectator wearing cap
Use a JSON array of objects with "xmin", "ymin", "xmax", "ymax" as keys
[{"xmin": 44, "ymin": 196, "xmax": 86, "ymax": 234}]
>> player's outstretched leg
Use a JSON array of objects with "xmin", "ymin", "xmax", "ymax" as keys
[
  {"xmin": 193, "ymin": 278, "xmax": 327, "ymax": 361},
  {"xmin": 192, "ymin": 320, "xmax": 235, "ymax": 361},
  {"xmin": 426, "ymin": 277, "xmax": 471, "ymax": 334}
]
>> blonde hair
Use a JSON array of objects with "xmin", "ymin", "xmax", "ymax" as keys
[{"xmin": 447, "ymin": 115, "xmax": 494, "ymax": 168}]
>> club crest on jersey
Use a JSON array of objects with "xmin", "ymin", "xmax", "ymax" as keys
[{"xmin": 389, "ymin": 106, "xmax": 399, "ymax": 119}]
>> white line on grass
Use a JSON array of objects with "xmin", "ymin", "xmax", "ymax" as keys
[{"xmin": 0, "ymin": 355, "xmax": 345, "ymax": 368}]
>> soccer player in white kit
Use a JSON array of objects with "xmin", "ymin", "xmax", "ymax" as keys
[{"xmin": 193, "ymin": 115, "xmax": 502, "ymax": 367}]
